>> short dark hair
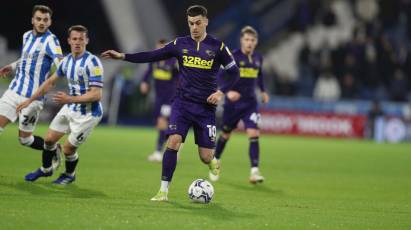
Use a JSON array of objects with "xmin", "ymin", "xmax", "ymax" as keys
[
  {"xmin": 157, "ymin": 39, "xmax": 167, "ymax": 45},
  {"xmin": 32, "ymin": 5, "xmax": 53, "ymax": 17},
  {"xmin": 186, "ymin": 5, "xmax": 207, "ymax": 17},
  {"xmin": 241, "ymin": 26, "xmax": 258, "ymax": 38},
  {"xmin": 68, "ymin": 25, "xmax": 88, "ymax": 37}
]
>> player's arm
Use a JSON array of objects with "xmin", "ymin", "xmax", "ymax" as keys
[
  {"xmin": 207, "ymin": 44, "xmax": 240, "ymax": 105},
  {"xmin": 140, "ymin": 63, "xmax": 153, "ymax": 95},
  {"xmin": 257, "ymin": 57, "xmax": 269, "ymax": 104},
  {"xmin": 101, "ymin": 42, "xmax": 176, "ymax": 63},
  {"xmin": 217, "ymin": 44, "xmax": 240, "ymax": 93},
  {"xmin": 16, "ymin": 74, "xmax": 60, "ymax": 113},
  {"xmin": 54, "ymin": 56, "xmax": 104, "ymax": 105},
  {"xmin": 0, "ymin": 59, "xmax": 20, "ymax": 78},
  {"xmin": 217, "ymin": 67, "xmax": 241, "ymax": 102},
  {"xmin": 54, "ymin": 87, "xmax": 102, "ymax": 104},
  {"xmin": 46, "ymin": 36, "xmax": 64, "ymax": 74}
]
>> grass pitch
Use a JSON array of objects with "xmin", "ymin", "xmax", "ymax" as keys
[{"xmin": 0, "ymin": 124, "xmax": 410, "ymax": 229}]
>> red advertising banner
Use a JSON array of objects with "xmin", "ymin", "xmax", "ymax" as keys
[{"xmin": 258, "ymin": 110, "xmax": 367, "ymax": 138}]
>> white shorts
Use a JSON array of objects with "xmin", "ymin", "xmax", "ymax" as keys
[
  {"xmin": 49, "ymin": 105, "xmax": 101, "ymax": 147},
  {"xmin": 0, "ymin": 89, "xmax": 43, "ymax": 132}
]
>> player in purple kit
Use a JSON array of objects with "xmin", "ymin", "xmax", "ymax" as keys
[
  {"xmin": 140, "ymin": 39, "xmax": 179, "ymax": 162},
  {"xmin": 102, "ymin": 5, "xmax": 239, "ymax": 201},
  {"xmin": 213, "ymin": 26, "xmax": 270, "ymax": 184}
]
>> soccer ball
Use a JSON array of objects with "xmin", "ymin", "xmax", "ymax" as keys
[{"xmin": 188, "ymin": 179, "xmax": 214, "ymax": 204}]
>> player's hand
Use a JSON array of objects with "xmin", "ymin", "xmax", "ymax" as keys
[
  {"xmin": 16, "ymin": 100, "xmax": 33, "ymax": 114},
  {"xmin": 140, "ymin": 82, "xmax": 149, "ymax": 95},
  {"xmin": 53, "ymin": 91, "xmax": 72, "ymax": 104},
  {"xmin": 207, "ymin": 90, "xmax": 224, "ymax": 105},
  {"xmin": 261, "ymin": 92, "xmax": 270, "ymax": 104},
  {"xmin": 0, "ymin": 65, "xmax": 12, "ymax": 78},
  {"xmin": 101, "ymin": 50, "xmax": 125, "ymax": 60},
  {"xmin": 226, "ymin": 90, "xmax": 241, "ymax": 102}
]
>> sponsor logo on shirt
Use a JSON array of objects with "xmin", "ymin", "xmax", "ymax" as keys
[
  {"xmin": 239, "ymin": 67, "xmax": 259, "ymax": 78},
  {"xmin": 182, "ymin": 55, "xmax": 214, "ymax": 69}
]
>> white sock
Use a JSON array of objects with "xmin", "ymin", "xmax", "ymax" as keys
[
  {"xmin": 160, "ymin": 180, "xmax": 169, "ymax": 192},
  {"xmin": 251, "ymin": 167, "xmax": 259, "ymax": 174},
  {"xmin": 41, "ymin": 166, "xmax": 53, "ymax": 173},
  {"xmin": 44, "ymin": 143, "xmax": 57, "ymax": 151},
  {"xmin": 0, "ymin": 127, "xmax": 4, "ymax": 135}
]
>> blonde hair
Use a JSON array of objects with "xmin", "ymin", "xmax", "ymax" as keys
[{"xmin": 241, "ymin": 26, "xmax": 258, "ymax": 38}]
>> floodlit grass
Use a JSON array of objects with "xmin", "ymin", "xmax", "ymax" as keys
[{"xmin": 1, "ymin": 124, "xmax": 410, "ymax": 229}]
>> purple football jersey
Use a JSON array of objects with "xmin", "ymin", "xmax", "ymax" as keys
[
  {"xmin": 125, "ymin": 34, "xmax": 238, "ymax": 104},
  {"xmin": 141, "ymin": 58, "xmax": 179, "ymax": 102}
]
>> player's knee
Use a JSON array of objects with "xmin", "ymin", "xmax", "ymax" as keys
[
  {"xmin": 167, "ymin": 135, "xmax": 182, "ymax": 149},
  {"xmin": 63, "ymin": 142, "xmax": 77, "ymax": 156},
  {"xmin": 19, "ymin": 135, "xmax": 34, "ymax": 146},
  {"xmin": 199, "ymin": 149, "xmax": 213, "ymax": 163},
  {"xmin": 44, "ymin": 141, "xmax": 57, "ymax": 151},
  {"xmin": 247, "ymin": 129, "xmax": 259, "ymax": 138}
]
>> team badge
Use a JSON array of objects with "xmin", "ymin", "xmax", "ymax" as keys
[
  {"xmin": 205, "ymin": 50, "xmax": 215, "ymax": 58},
  {"xmin": 182, "ymin": 49, "xmax": 188, "ymax": 54},
  {"xmin": 77, "ymin": 67, "xmax": 85, "ymax": 76},
  {"xmin": 239, "ymin": 61, "xmax": 245, "ymax": 66}
]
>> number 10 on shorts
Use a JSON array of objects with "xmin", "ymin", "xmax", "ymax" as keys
[{"xmin": 206, "ymin": 125, "xmax": 216, "ymax": 138}]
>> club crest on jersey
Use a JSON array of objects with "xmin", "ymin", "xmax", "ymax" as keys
[
  {"xmin": 77, "ymin": 67, "xmax": 85, "ymax": 76},
  {"xmin": 239, "ymin": 61, "xmax": 245, "ymax": 66},
  {"xmin": 182, "ymin": 55, "xmax": 214, "ymax": 69},
  {"xmin": 182, "ymin": 49, "xmax": 188, "ymax": 54},
  {"xmin": 205, "ymin": 50, "xmax": 215, "ymax": 58}
]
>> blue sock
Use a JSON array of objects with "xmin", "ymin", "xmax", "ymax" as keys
[
  {"xmin": 249, "ymin": 137, "xmax": 259, "ymax": 167},
  {"xmin": 161, "ymin": 148, "xmax": 178, "ymax": 181},
  {"xmin": 156, "ymin": 130, "xmax": 167, "ymax": 151},
  {"xmin": 214, "ymin": 136, "xmax": 227, "ymax": 159}
]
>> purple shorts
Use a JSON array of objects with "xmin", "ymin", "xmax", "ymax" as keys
[
  {"xmin": 166, "ymin": 98, "xmax": 216, "ymax": 148},
  {"xmin": 222, "ymin": 99, "xmax": 260, "ymax": 132}
]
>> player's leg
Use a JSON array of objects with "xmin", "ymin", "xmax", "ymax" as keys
[
  {"xmin": 214, "ymin": 128, "xmax": 232, "ymax": 160},
  {"xmin": 53, "ymin": 113, "xmax": 102, "ymax": 185},
  {"xmin": 148, "ymin": 116, "xmax": 168, "ymax": 162},
  {"xmin": 214, "ymin": 103, "xmax": 240, "ymax": 160},
  {"xmin": 151, "ymin": 101, "xmax": 189, "ymax": 201},
  {"xmin": 0, "ymin": 90, "xmax": 20, "ymax": 135},
  {"xmin": 151, "ymin": 134, "xmax": 184, "ymax": 201},
  {"xmin": 24, "ymin": 129, "xmax": 65, "ymax": 181},
  {"xmin": 17, "ymin": 99, "xmax": 46, "ymax": 150},
  {"xmin": 25, "ymin": 106, "xmax": 69, "ymax": 181},
  {"xmin": 192, "ymin": 112, "xmax": 221, "ymax": 181},
  {"xmin": 244, "ymin": 109, "xmax": 264, "ymax": 184},
  {"xmin": 52, "ymin": 140, "xmax": 78, "ymax": 185},
  {"xmin": 0, "ymin": 115, "xmax": 11, "ymax": 135}
]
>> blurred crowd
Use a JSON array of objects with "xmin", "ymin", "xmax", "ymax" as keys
[{"xmin": 272, "ymin": 0, "xmax": 411, "ymax": 102}]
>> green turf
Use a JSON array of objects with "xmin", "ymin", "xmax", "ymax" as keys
[{"xmin": 0, "ymin": 124, "xmax": 410, "ymax": 229}]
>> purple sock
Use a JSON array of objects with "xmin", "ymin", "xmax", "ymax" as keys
[
  {"xmin": 156, "ymin": 130, "xmax": 167, "ymax": 151},
  {"xmin": 214, "ymin": 136, "xmax": 228, "ymax": 159},
  {"xmin": 249, "ymin": 137, "xmax": 259, "ymax": 167},
  {"xmin": 161, "ymin": 148, "xmax": 178, "ymax": 181}
]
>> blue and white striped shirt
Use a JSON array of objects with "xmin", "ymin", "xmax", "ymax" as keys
[
  {"xmin": 56, "ymin": 51, "xmax": 104, "ymax": 117},
  {"xmin": 10, "ymin": 30, "xmax": 63, "ymax": 98}
]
